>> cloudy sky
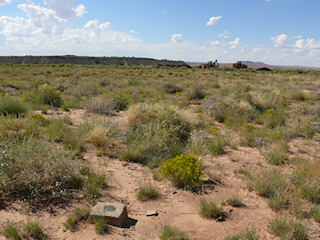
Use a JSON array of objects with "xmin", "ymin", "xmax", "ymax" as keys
[{"xmin": 0, "ymin": 0, "xmax": 320, "ymax": 67}]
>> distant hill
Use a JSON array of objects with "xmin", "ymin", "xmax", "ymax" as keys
[
  {"xmin": 0, "ymin": 55, "xmax": 190, "ymax": 68},
  {"xmin": 187, "ymin": 61, "xmax": 320, "ymax": 70}
]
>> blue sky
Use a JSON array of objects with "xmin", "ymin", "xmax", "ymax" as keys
[{"xmin": 0, "ymin": 0, "xmax": 320, "ymax": 67}]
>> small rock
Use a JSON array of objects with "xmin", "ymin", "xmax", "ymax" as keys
[
  {"xmin": 146, "ymin": 210, "xmax": 158, "ymax": 216},
  {"xmin": 216, "ymin": 215, "xmax": 225, "ymax": 222}
]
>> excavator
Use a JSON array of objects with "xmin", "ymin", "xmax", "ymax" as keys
[
  {"xmin": 200, "ymin": 59, "xmax": 219, "ymax": 68},
  {"xmin": 232, "ymin": 61, "xmax": 247, "ymax": 69}
]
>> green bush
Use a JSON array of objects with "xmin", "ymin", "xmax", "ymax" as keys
[
  {"xmin": 0, "ymin": 97, "xmax": 28, "ymax": 117},
  {"xmin": 161, "ymin": 154, "xmax": 203, "ymax": 188},
  {"xmin": 39, "ymin": 87, "xmax": 63, "ymax": 107}
]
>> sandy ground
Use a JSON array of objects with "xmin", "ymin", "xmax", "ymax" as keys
[{"xmin": 1, "ymin": 108, "xmax": 319, "ymax": 240}]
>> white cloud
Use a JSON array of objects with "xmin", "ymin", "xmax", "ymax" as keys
[
  {"xmin": 252, "ymin": 47, "xmax": 262, "ymax": 52},
  {"xmin": 207, "ymin": 16, "xmax": 222, "ymax": 26},
  {"xmin": 0, "ymin": 0, "xmax": 12, "ymax": 5},
  {"xmin": 130, "ymin": 30, "xmax": 137, "ymax": 34},
  {"xmin": 271, "ymin": 33, "xmax": 290, "ymax": 46},
  {"xmin": 171, "ymin": 33, "xmax": 182, "ymax": 43},
  {"xmin": 43, "ymin": 0, "xmax": 87, "ymax": 19},
  {"xmin": 84, "ymin": 20, "xmax": 111, "ymax": 37},
  {"xmin": 229, "ymin": 38, "xmax": 240, "ymax": 49},
  {"xmin": 218, "ymin": 30, "xmax": 229, "ymax": 38},
  {"xmin": 211, "ymin": 41, "xmax": 220, "ymax": 45},
  {"xmin": 265, "ymin": 0, "xmax": 272, "ymax": 2},
  {"xmin": 17, "ymin": 3, "xmax": 66, "ymax": 34}
]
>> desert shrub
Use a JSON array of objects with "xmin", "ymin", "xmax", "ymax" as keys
[
  {"xmin": 312, "ymin": 206, "xmax": 320, "ymax": 223},
  {"xmin": 249, "ymin": 90, "xmax": 287, "ymax": 112},
  {"xmin": 226, "ymin": 195, "xmax": 244, "ymax": 207},
  {"xmin": 252, "ymin": 169, "xmax": 288, "ymax": 199},
  {"xmin": 88, "ymin": 126, "xmax": 109, "ymax": 148},
  {"xmin": 65, "ymin": 207, "xmax": 91, "ymax": 232},
  {"xmin": 161, "ymin": 154, "xmax": 203, "ymax": 188},
  {"xmin": 46, "ymin": 117, "xmax": 72, "ymax": 142},
  {"xmin": 94, "ymin": 217, "xmax": 109, "ymax": 235},
  {"xmin": 163, "ymin": 83, "xmax": 183, "ymax": 94},
  {"xmin": 187, "ymin": 83, "xmax": 206, "ymax": 100},
  {"xmin": 159, "ymin": 225, "xmax": 189, "ymax": 240},
  {"xmin": 199, "ymin": 198, "xmax": 225, "ymax": 220},
  {"xmin": 3, "ymin": 223, "xmax": 20, "ymax": 240},
  {"xmin": 188, "ymin": 129, "xmax": 208, "ymax": 156},
  {"xmin": 209, "ymin": 134, "xmax": 226, "ymax": 156},
  {"xmin": 225, "ymin": 228, "xmax": 259, "ymax": 240},
  {"xmin": 23, "ymin": 221, "xmax": 46, "ymax": 240},
  {"xmin": 30, "ymin": 114, "xmax": 49, "ymax": 126},
  {"xmin": 269, "ymin": 217, "xmax": 308, "ymax": 240},
  {"xmin": 124, "ymin": 121, "xmax": 185, "ymax": 166},
  {"xmin": 113, "ymin": 92, "xmax": 130, "ymax": 111},
  {"xmin": 38, "ymin": 87, "xmax": 63, "ymax": 107},
  {"xmin": 0, "ymin": 138, "xmax": 83, "ymax": 201},
  {"xmin": 263, "ymin": 109, "xmax": 286, "ymax": 129},
  {"xmin": 292, "ymin": 161, "xmax": 320, "ymax": 204},
  {"xmin": 251, "ymin": 169, "xmax": 295, "ymax": 212},
  {"xmin": 0, "ymin": 97, "xmax": 28, "ymax": 117},
  {"xmin": 83, "ymin": 171, "xmax": 107, "ymax": 198},
  {"xmin": 137, "ymin": 184, "xmax": 159, "ymax": 201},
  {"xmin": 265, "ymin": 150, "xmax": 287, "ymax": 165},
  {"xmin": 124, "ymin": 104, "xmax": 192, "ymax": 166},
  {"xmin": 86, "ymin": 96, "xmax": 116, "ymax": 115},
  {"xmin": 202, "ymin": 95, "xmax": 226, "ymax": 122}
]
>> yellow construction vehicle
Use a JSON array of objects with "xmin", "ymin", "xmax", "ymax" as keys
[
  {"xmin": 232, "ymin": 61, "xmax": 247, "ymax": 69},
  {"xmin": 200, "ymin": 59, "xmax": 219, "ymax": 68}
]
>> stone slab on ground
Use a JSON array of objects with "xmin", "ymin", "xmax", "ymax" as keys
[{"xmin": 90, "ymin": 202, "xmax": 128, "ymax": 227}]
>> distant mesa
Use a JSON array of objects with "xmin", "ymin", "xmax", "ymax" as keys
[
  {"xmin": 0, "ymin": 55, "xmax": 190, "ymax": 68},
  {"xmin": 186, "ymin": 61, "xmax": 320, "ymax": 70}
]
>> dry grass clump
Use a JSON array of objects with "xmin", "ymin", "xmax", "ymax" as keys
[
  {"xmin": 86, "ymin": 96, "xmax": 117, "ymax": 115},
  {"xmin": 0, "ymin": 97, "xmax": 29, "ymax": 117},
  {"xmin": 225, "ymin": 228, "xmax": 259, "ymax": 240},
  {"xmin": 159, "ymin": 225, "xmax": 189, "ymax": 240},
  {"xmin": 124, "ymin": 103, "xmax": 192, "ymax": 166},
  {"xmin": 199, "ymin": 198, "xmax": 225, "ymax": 220},
  {"xmin": 0, "ymin": 137, "xmax": 83, "ymax": 202},
  {"xmin": 292, "ymin": 160, "xmax": 320, "ymax": 204},
  {"xmin": 269, "ymin": 216, "xmax": 308, "ymax": 240},
  {"xmin": 137, "ymin": 184, "xmax": 159, "ymax": 201}
]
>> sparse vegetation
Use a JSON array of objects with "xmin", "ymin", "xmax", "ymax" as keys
[
  {"xmin": 225, "ymin": 228, "xmax": 259, "ymax": 240},
  {"xmin": 199, "ymin": 198, "xmax": 225, "ymax": 220},
  {"xmin": 137, "ymin": 184, "xmax": 159, "ymax": 201},
  {"xmin": 1, "ymin": 64, "xmax": 320, "ymax": 239},
  {"xmin": 3, "ymin": 223, "xmax": 20, "ymax": 240},
  {"xmin": 23, "ymin": 221, "xmax": 46, "ymax": 240},
  {"xmin": 159, "ymin": 225, "xmax": 189, "ymax": 240},
  {"xmin": 269, "ymin": 216, "xmax": 308, "ymax": 240}
]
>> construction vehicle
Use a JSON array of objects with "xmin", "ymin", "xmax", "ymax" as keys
[
  {"xmin": 232, "ymin": 61, "xmax": 247, "ymax": 69},
  {"xmin": 200, "ymin": 59, "xmax": 219, "ymax": 68}
]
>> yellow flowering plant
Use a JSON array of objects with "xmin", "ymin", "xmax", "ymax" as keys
[{"xmin": 160, "ymin": 154, "xmax": 203, "ymax": 189}]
